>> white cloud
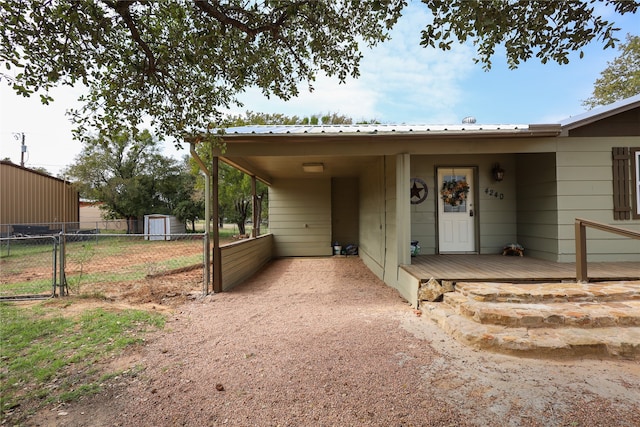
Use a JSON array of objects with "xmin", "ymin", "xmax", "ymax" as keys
[
  {"xmin": 0, "ymin": 85, "xmax": 84, "ymax": 176},
  {"xmin": 235, "ymin": 1, "xmax": 477, "ymax": 124}
]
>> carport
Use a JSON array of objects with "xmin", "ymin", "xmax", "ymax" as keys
[{"xmin": 192, "ymin": 123, "xmax": 563, "ymax": 304}]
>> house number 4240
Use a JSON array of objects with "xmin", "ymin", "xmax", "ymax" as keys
[{"xmin": 485, "ymin": 188, "xmax": 504, "ymax": 199}]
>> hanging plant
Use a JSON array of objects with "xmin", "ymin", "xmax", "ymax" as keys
[{"xmin": 440, "ymin": 179, "xmax": 470, "ymax": 206}]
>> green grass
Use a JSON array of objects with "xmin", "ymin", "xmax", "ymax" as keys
[
  {"xmin": 0, "ymin": 279, "xmax": 54, "ymax": 297},
  {"xmin": 0, "ymin": 302, "xmax": 165, "ymax": 423}
]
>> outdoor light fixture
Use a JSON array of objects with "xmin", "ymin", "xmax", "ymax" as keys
[
  {"xmin": 302, "ymin": 162, "xmax": 324, "ymax": 173},
  {"xmin": 492, "ymin": 163, "xmax": 505, "ymax": 181}
]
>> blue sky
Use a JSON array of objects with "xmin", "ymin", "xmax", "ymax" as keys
[{"xmin": 1, "ymin": 1, "xmax": 638, "ymax": 176}]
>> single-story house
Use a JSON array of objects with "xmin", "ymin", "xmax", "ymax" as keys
[{"xmin": 197, "ymin": 95, "xmax": 640, "ymax": 304}]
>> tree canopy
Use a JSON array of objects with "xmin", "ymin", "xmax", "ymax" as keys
[
  {"xmin": 1, "ymin": 0, "xmax": 637, "ymax": 144},
  {"xmin": 582, "ymin": 34, "xmax": 640, "ymax": 109},
  {"xmin": 63, "ymin": 130, "xmax": 198, "ymax": 232},
  {"xmin": 1, "ymin": 0, "xmax": 403, "ymax": 144},
  {"xmin": 421, "ymin": 0, "xmax": 638, "ymax": 70}
]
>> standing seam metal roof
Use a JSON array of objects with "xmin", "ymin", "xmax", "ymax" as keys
[{"xmin": 220, "ymin": 123, "xmax": 528, "ymax": 135}]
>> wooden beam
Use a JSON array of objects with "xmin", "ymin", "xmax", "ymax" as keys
[
  {"xmin": 251, "ymin": 175, "xmax": 258, "ymax": 238},
  {"xmin": 575, "ymin": 220, "xmax": 588, "ymax": 283},
  {"xmin": 212, "ymin": 156, "xmax": 222, "ymax": 292}
]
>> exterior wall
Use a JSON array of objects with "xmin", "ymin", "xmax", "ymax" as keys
[
  {"xmin": 411, "ymin": 153, "xmax": 518, "ymax": 255},
  {"xmin": 79, "ymin": 203, "xmax": 106, "ymax": 226},
  {"xmin": 358, "ymin": 157, "xmax": 386, "ymax": 278},
  {"xmin": 331, "ymin": 177, "xmax": 359, "ymax": 247},
  {"xmin": 567, "ymin": 108, "xmax": 639, "ymax": 137},
  {"xmin": 79, "ymin": 202, "xmax": 128, "ymax": 231},
  {"xmin": 555, "ymin": 136, "xmax": 640, "ymax": 262},
  {"xmin": 0, "ymin": 162, "xmax": 79, "ymax": 234},
  {"xmin": 516, "ymin": 153, "xmax": 559, "ymax": 261},
  {"xmin": 269, "ymin": 178, "xmax": 332, "ymax": 257},
  {"xmin": 383, "ymin": 155, "xmax": 398, "ymax": 285},
  {"xmin": 221, "ymin": 234, "xmax": 273, "ymax": 291}
]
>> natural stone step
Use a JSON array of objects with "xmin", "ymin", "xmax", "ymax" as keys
[
  {"xmin": 444, "ymin": 295, "xmax": 640, "ymax": 329},
  {"xmin": 454, "ymin": 281, "xmax": 640, "ymax": 304},
  {"xmin": 421, "ymin": 302, "xmax": 640, "ymax": 360}
]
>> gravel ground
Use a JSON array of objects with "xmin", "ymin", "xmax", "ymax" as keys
[{"xmin": 32, "ymin": 257, "xmax": 640, "ymax": 426}]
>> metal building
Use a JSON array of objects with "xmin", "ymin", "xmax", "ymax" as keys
[{"xmin": 0, "ymin": 161, "xmax": 79, "ymax": 235}]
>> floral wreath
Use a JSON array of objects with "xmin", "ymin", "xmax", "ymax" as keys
[{"xmin": 440, "ymin": 179, "xmax": 470, "ymax": 206}]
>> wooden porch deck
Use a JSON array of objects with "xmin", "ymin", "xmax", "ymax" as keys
[{"xmin": 402, "ymin": 254, "xmax": 640, "ymax": 283}]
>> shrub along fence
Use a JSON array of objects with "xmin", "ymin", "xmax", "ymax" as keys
[{"xmin": 0, "ymin": 232, "xmax": 208, "ymax": 301}]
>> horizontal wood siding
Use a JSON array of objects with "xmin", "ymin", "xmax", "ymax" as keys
[
  {"xmin": 516, "ymin": 153, "xmax": 559, "ymax": 260},
  {"xmin": 556, "ymin": 137, "xmax": 640, "ymax": 262},
  {"xmin": 359, "ymin": 157, "xmax": 385, "ymax": 278},
  {"xmin": 269, "ymin": 178, "xmax": 332, "ymax": 257},
  {"xmin": 383, "ymin": 155, "xmax": 398, "ymax": 285},
  {"xmin": 221, "ymin": 234, "xmax": 273, "ymax": 291},
  {"xmin": 411, "ymin": 154, "xmax": 517, "ymax": 255}
]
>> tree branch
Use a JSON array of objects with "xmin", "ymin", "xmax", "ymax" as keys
[
  {"xmin": 103, "ymin": 0, "xmax": 157, "ymax": 74},
  {"xmin": 194, "ymin": 0, "xmax": 308, "ymax": 39}
]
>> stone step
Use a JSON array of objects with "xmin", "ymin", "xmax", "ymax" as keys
[
  {"xmin": 421, "ymin": 302, "xmax": 640, "ymax": 360},
  {"xmin": 454, "ymin": 281, "xmax": 640, "ymax": 304},
  {"xmin": 444, "ymin": 293, "xmax": 640, "ymax": 328}
]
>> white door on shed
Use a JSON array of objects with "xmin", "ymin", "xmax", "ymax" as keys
[{"xmin": 148, "ymin": 216, "xmax": 167, "ymax": 241}]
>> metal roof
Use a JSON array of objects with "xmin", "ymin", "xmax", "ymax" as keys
[
  {"xmin": 221, "ymin": 123, "xmax": 529, "ymax": 135},
  {"xmin": 559, "ymin": 94, "xmax": 640, "ymax": 130}
]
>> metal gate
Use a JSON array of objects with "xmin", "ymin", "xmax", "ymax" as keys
[
  {"xmin": 1, "ymin": 232, "xmax": 209, "ymax": 301},
  {"xmin": 0, "ymin": 236, "xmax": 62, "ymax": 300}
]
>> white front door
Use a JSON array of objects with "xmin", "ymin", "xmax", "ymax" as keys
[{"xmin": 437, "ymin": 167, "xmax": 476, "ymax": 253}]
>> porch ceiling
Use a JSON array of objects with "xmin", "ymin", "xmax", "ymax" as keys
[
  {"xmin": 213, "ymin": 123, "xmax": 563, "ymax": 184},
  {"xmin": 222, "ymin": 155, "xmax": 379, "ymax": 183}
]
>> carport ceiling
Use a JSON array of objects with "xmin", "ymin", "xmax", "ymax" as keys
[{"xmin": 223, "ymin": 155, "xmax": 379, "ymax": 182}]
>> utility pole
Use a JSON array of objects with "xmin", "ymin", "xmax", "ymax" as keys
[{"xmin": 13, "ymin": 132, "xmax": 26, "ymax": 167}]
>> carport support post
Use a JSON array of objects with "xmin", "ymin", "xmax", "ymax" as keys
[
  {"xmin": 251, "ymin": 175, "xmax": 258, "ymax": 238},
  {"xmin": 212, "ymin": 156, "xmax": 223, "ymax": 292},
  {"xmin": 397, "ymin": 153, "xmax": 411, "ymax": 265}
]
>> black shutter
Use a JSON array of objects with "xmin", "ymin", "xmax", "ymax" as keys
[{"xmin": 612, "ymin": 147, "xmax": 631, "ymax": 220}]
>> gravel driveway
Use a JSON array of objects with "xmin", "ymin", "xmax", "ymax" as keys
[{"xmin": 36, "ymin": 257, "xmax": 640, "ymax": 426}]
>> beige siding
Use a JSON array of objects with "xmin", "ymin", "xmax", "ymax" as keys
[
  {"xmin": 477, "ymin": 155, "xmax": 517, "ymax": 254},
  {"xmin": 555, "ymin": 137, "xmax": 640, "ymax": 262},
  {"xmin": 383, "ymin": 155, "xmax": 398, "ymax": 284},
  {"xmin": 516, "ymin": 153, "xmax": 559, "ymax": 260},
  {"xmin": 358, "ymin": 157, "xmax": 386, "ymax": 278},
  {"xmin": 269, "ymin": 178, "xmax": 332, "ymax": 257},
  {"xmin": 1, "ymin": 162, "xmax": 78, "ymax": 234},
  {"xmin": 221, "ymin": 234, "xmax": 273, "ymax": 290},
  {"xmin": 79, "ymin": 204, "xmax": 128, "ymax": 231},
  {"xmin": 410, "ymin": 153, "xmax": 518, "ymax": 255}
]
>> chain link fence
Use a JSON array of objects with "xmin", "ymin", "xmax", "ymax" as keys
[
  {"xmin": 1, "ymin": 227, "xmax": 208, "ymax": 301},
  {"xmin": 0, "ymin": 236, "xmax": 59, "ymax": 300},
  {"xmin": 1, "ymin": 220, "xmax": 142, "ymax": 237}
]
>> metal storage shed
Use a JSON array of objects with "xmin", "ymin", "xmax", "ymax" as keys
[{"xmin": 144, "ymin": 214, "xmax": 185, "ymax": 241}]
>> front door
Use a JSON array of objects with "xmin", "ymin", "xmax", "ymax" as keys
[{"xmin": 437, "ymin": 167, "xmax": 476, "ymax": 253}]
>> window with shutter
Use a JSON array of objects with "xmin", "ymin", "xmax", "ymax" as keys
[
  {"xmin": 612, "ymin": 147, "xmax": 631, "ymax": 220},
  {"xmin": 633, "ymin": 148, "xmax": 640, "ymax": 219}
]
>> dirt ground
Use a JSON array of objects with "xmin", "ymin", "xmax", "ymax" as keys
[{"xmin": 23, "ymin": 257, "xmax": 640, "ymax": 426}]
